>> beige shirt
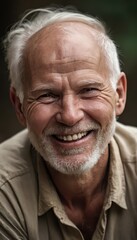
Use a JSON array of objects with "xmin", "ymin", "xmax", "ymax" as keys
[{"xmin": 0, "ymin": 122, "xmax": 137, "ymax": 240}]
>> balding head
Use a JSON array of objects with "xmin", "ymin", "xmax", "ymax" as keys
[{"xmin": 4, "ymin": 7, "xmax": 121, "ymax": 102}]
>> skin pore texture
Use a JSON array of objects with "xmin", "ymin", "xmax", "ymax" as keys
[{"xmin": 11, "ymin": 21, "xmax": 127, "ymax": 239}]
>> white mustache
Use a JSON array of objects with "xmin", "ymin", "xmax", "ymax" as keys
[{"xmin": 43, "ymin": 122, "xmax": 100, "ymax": 136}]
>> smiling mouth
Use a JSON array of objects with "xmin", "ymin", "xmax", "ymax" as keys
[{"xmin": 54, "ymin": 131, "xmax": 90, "ymax": 142}]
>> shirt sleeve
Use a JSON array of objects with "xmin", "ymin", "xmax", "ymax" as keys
[{"xmin": 0, "ymin": 182, "xmax": 28, "ymax": 240}]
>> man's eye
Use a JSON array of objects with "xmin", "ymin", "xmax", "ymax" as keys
[
  {"xmin": 37, "ymin": 93, "xmax": 58, "ymax": 103},
  {"xmin": 80, "ymin": 88, "xmax": 100, "ymax": 97}
]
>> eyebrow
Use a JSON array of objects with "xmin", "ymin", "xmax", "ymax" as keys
[
  {"xmin": 29, "ymin": 77, "xmax": 104, "ymax": 96},
  {"xmin": 30, "ymin": 84, "xmax": 59, "ymax": 96},
  {"xmin": 77, "ymin": 79, "xmax": 104, "ymax": 88}
]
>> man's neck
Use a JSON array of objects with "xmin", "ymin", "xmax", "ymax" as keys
[
  {"xmin": 47, "ymin": 148, "xmax": 109, "ymax": 209},
  {"xmin": 47, "ymin": 148, "xmax": 109, "ymax": 239}
]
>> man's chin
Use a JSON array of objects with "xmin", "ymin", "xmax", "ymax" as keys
[{"xmin": 40, "ymin": 148, "xmax": 102, "ymax": 175}]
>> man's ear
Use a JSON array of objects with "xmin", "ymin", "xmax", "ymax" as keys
[
  {"xmin": 10, "ymin": 87, "xmax": 27, "ymax": 127},
  {"xmin": 115, "ymin": 72, "xmax": 127, "ymax": 116}
]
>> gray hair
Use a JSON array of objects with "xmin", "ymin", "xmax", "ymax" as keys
[{"xmin": 4, "ymin": 7, "xmax": 121, "ymax": 102}]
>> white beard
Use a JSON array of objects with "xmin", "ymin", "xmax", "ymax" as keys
[{"xmin": 28, "ymin": 113, "xmax": 116, "ymax": 175}]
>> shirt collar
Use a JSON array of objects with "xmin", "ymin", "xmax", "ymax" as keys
[
  {"xmin": 104, "ymin": 137, "xmax": 127, "ymax": 210},
  {"xmin": 36, "ymin": 154, "xmax": 63, "ymax": 216}
]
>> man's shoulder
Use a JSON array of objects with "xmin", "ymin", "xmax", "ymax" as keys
[
  {"xmin": 114, "ymin": 122, "xmax": 137, "ymax": 161},
  {"xmin": 115, "ymin": 121, "xmax": 137, "ymax": 142},
  {"xmin": 0, "ymin": 129, "xmax": 29, "ymax": 147},
  {"xmin": 0, "ymin": 131, "xmax": 38, "ymax": 239},
  {"xmin": 0, "ymin": 129, "xmax": 30, "ymax": 158},
  {"xmin": 0, "ymin": 129, "xmax": 32, "ymax": 187}
]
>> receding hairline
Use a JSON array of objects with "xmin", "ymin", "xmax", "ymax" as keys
[
  {"xmin": 23, "ymin": 20, "xmax": 106, "ymax": 69},
  {"xmin": 25, "ymin": 20, "xmax": 105, "ymax": 49}
]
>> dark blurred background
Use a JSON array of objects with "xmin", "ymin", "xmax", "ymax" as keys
[{"xmin": 0, "ymin": 0, "xmax": 137, "ymax": 143}]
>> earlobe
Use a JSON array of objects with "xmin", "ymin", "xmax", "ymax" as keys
[
  {"xmin": 10, "ymin": 87, "xmax": 26, "ymax": 127},
  {"xmin": 115, "ymin": 72, "xmax": 127, "ymax": 116}
]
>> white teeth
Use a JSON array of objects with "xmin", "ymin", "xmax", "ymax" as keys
[{"xmin": 56, "ymin": 132, "xmax": 88, "ymax": 141}]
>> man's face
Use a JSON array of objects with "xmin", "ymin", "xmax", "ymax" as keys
[{"xmin": 22, "ymin": 22, "xmax": 118, "ymax": 174}]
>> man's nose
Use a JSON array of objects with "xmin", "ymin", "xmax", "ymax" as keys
[{"xmin": 56, "ymin": 94, "xmax": 84, "ymax": 126}]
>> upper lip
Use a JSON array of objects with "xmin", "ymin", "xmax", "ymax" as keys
[{"xmin": 48, "ymin": 125, "xmax": 99, "ymax": 137}]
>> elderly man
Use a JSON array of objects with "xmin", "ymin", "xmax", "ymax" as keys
[{"xmin": 0, "ymin": 7, "xmax": 137, "ymax": 240}]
